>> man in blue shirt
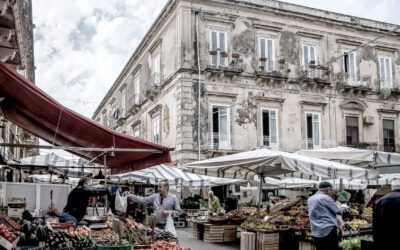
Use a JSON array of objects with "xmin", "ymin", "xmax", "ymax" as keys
[{"xmin": 308, "ymin": 181, "xmax": 343, "ymax": 250}]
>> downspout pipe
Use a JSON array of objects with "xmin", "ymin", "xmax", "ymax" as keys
[{"xmin": 195, "ymin": 11, "xmax": 201, "ymax": 161}]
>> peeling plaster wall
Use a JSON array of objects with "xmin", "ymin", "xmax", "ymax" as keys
[{"xmin": 93, "ymin": 0, "xmax": 400, "ymax": 165}]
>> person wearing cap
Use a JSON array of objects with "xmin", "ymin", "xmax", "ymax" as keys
[
  {"xmin": 373, "ymin": 178, "xmax": 400, "ymax": 248},
  {"xmin": 307, "ymin": 181, "xmax": 343, "ymax": 250}
]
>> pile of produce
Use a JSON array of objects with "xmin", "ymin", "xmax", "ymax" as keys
[
  {"xmin": 181, "ymin": 199, "xmax": 200, "ymax": 209},
  {"xmin": 1, "ymin": 213, "xmax": 21, "ymax": 230},
  {"xmin": 45, "ymin": 231, "xmax": 70, "ymax": 249},
  {"xmin": 69, "ymin": 227, "xmax": 93, "ymax": 248},
  {"xmin": 241, "ymin": 219, "xmax": 277, "ymax": 231},
  {"xmin": 154, "ymin": 240, "xmax": 184, "ymax": 250},
  {"xmin": 343, "ymin": 219, "xmax": 369, "ymax": 231},
  {"xmin": 339, "ymin": 235, "xmax": 373, "ymax": 250},
  {"xmin": 19, "ymin": 219, "xmax": 49, "ymax": 246},
  {"xmin": 0, "ymin": 222, "xmax": 17, "ymax": 243},
  {"xmin": 92, "ymin": 228, "xmax": 125, "ymax": 245}
]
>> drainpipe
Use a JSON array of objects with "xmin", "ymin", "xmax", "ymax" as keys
[{"xmin": 196, "ymin": 11, "xmax": 201, "ymax": 161}]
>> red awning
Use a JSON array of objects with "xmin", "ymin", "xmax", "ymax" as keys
[{"xmin": 0, "ymin": 62, "xmax": 171, "ymax": 174}]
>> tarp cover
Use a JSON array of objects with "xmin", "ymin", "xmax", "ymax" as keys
[
  {"xmin": 8, "ymin": 153, "xmax": 91, "ymax": 178},
  {"xmin": 0, "ymin": 62, "xmax": 171, "ymax": 173},
  {"xmin": 185, "ymin": 148, "xmax": 378, "ymax": 180},
  {"xmin": 109, "ymin": 164, "xmax": 243, "ymax": 187}
]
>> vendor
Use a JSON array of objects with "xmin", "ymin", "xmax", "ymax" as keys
[
  {"xmin": 225, "ymin": 190, "xmax": 238, "ymax": 212},
  {"xmin": 125, "ymin": 179, "xmax": 181, "ymax": 229},
  {"xmin": 208, "ymin": 191, "xmax": 221, "ymax": 214},
  {"xmin": 60, "ymin": 177, "xmax": 110, "ymax": 224}
]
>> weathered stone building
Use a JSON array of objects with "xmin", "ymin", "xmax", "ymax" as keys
[
  {"xmin": 0, "ymin": 0, "xmax": 37, "ymax": 165},
  {"xmin": 92, "ymin": 0, "xmax": 400, "ymax": 165}
]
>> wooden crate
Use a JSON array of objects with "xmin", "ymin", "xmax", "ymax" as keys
[
  {"xmin": 223, "ymin": 225, "xmax": 237, "ymax": 242},
  {"xmin": 240, "ymin": 232, "xmax": 256, "ymax": 250},
  {"xmin": 256, "ymin": 232, "xmax": 279, "ymax": 250},
  {"xmin": 204, "ymin": 224, "xmax": 224, "ymax": 242},
  {"xmin": 299, "ymin": 241, "xmax": 316, "ymax": 250}
]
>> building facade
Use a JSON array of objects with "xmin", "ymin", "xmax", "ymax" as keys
[
  {"xmin": 92, "ymin": 0, "xmax": 400, "ymax": 166},
  {"xmin": 0, "ymin": 0, "xmax": 37, "ymax": 166}
]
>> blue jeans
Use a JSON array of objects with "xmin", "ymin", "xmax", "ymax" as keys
[{"xmin": 59, "ymin": 212, "xmax": 77, "ymax": 225}]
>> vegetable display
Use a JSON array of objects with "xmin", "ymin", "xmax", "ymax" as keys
[
  {"xmin": 0, "ymin": 223, "xmax": 17, "ymax": 243},
  {"xmin": 339, "ymin": 235, "xmax": 373, "ymax": 250},
  {"xmin": 69, "ymin": 227, "xmax": 93, "ymax": 248},
  {"xmin": 154, "ymin": 240, "xmax": 185, "ymax": 250}
]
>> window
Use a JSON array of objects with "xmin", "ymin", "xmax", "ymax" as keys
[
  {"xmin": 259, "ymin": 37, "xmax": 275, "ymax": 72},
  {"xmin": 152, "ymin": 49, "xmax": 161, "ymax": 86},
  {"xmin": 379, "ymin": 57, "xmax": 393, "ymax": 89},
  {"xmin": 383, "ymin": 119, "xmax": 395, "ymax": 152},
  {"xmin": 303, "ymin": 45, "xmax": 317, "ymax": 77},
  {"xmin": 120, "ymin": 87, "xmax": 126, "ymax": 115},
  {"xmin": 210, "ymin": 29, "xmax": 228, "ymax": 67},
  {"xmin": 305, "ymin": 113, "xmax": 321, "ymax": 149},
  {"xmin": 212, "ymin": 106, "xmax": 230, "ymax": 149},
  {"xmin": 346, "ymin": 116, "xmax": 359, "ymax": 146},
  {"xmin": 133, "ymin": 124, "xmax": 140, "ymax": 138},
  {"xmin": 261, "ymin": 109, "xmax": 278, "ymax": 148},
  {"xmin": 133, "ymin": 71, "xmax": 140, "ymax": 105},
  {"xmin": 102, "ymin": 112, "xmax": 107, "ymax": 127},
  {"xmin": 343, "ymin": 52, "xmax": 357, "ymax": 83},
  {"xmin": 151, "ymin": 116, "xmax": 161, "ymax": 144}
]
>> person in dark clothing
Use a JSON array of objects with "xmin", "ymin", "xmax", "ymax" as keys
[
  {"xmin": 373, "ymin": 179, "xmax": 400, "ymax": 248},
  {"xmin": 61, "ymin": 178, "xmax": 110, "ymax": 223},
  {"xmin": 108, "ymin": 184, "xmax": 120, "ymax": 214},
  {"xmin": 225, "ymin": 190, "xmax": 238, "ymax": 212}
]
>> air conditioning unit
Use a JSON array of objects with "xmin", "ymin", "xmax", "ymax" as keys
[{"xmin": 363, "ymin": 116, "xmax": 374, "ymax": 126}]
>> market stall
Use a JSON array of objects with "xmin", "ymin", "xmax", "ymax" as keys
[{"xmin": 7, "ymin": 153, "xmax": 91, "ymax": 178}]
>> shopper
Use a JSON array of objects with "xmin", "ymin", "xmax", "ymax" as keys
[
  {"xmin": 225, "ymin": 190, "xmax": 238, "ymax": 212},
  {"xmin": 307, "ymin": 181, "xmax": 343, "ymax": 250},
  {"xmin": 208, "ymin": 191, "xmax": 221, "ymax": 214},
  {"xmin": 373, "ymin": 179, "xmax": 400, "ymax": 248},
  {"xmin": 61, "ymin": 177, "xmax": 110, "ymax": 224},
  {"xmin": 126, "ymin": 179, "xmax": 181, "ymax": 229}
]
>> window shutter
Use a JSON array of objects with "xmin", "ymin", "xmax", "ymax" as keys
[
  {"xmin": 269, "ymin": 110, "xmax": 277, "ymax": 144},
  {"xmin": 303, "ymin": 45, "xmax": 308, "ymax": 66},
  {"xmin": 312, "ymin": 114, "xmax": 320, "ymax": 148}
]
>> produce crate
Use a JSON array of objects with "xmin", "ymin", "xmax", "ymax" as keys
[
  {"xmin": 0, "ymin": 235, "xmax": 19, "ymax": 250},
  {"xmin": 204, "ymin": 224, "xmax": 224, "ymax": 243},
  {"xmin": 96, "ymin": 244, "xmax": 131, "ymax": 250},
  {"xmin": 256, "ymin": 232, "xmax": 279, "ymax": 250},
  {"xmin": 223, "ymin": 225, "xmax": 237, "ymax": 242},
  {"xmin": 132, "ymin": 244, "xmax": 152, "ymax": 250},
  {"xmin": 240, "ymin": 232, "xmax": 256, "ymax": 250}
]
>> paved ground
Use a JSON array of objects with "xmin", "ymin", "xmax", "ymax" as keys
[{"xmin": 177, "ymin": 227, "xmax": 240, "ymax": 250}]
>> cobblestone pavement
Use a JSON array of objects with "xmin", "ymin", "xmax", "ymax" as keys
[{"xmin": 177, "ymin": 227, "xmax": 240, "ymax": 250}]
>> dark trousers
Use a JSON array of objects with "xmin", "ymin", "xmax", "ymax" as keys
[
  {"xmin": 314, "ymin": 228, "xmax": 339, "ymax": 250},
  {"xmin": 157, "ymin": 223, "xmax": 166, "ymax": 229}
]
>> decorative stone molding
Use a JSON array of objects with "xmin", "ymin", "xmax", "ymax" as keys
[
  {"xmin": 339, "ymin": 99, "xmax": 367, "ymax": 111},
  {"xmin": 296, "ymin": 31, "xmax": 323, "ymax": 40},
  {"xmin": 148, "ymin": 104, "xmax": 163, "ymax": 117},
  {"xmin": 252, "ymin": 22, "xmax": 283, "ymax": 32},
  {"xmin": 336, "ymin": 39, "xmax": 362, "ymax": 46}
]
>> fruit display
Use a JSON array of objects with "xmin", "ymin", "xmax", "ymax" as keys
[
  {"xmin": 1, "ymin": 213, "xmax": 21, "ymax": 230},
  {"xmin": 339, "ymin": 235, "xmax": 373, "ymax": 250},
  {"xmin": 45, "ymin": 231, "xmax": 70, "ymax": 249},
  {"xmin": 92, "ymin": 229, "xmax": 122, "ymax": 245},
  {"xmin": 0, "ymin": 222, "xmax": 17, "ymax": 243},
  {"xmin": 181, "ymin": 199, "xmax": 200, "ymax": 209},
  {"xmin": 241, "ymin": 219, "xmax": 277, "ymax": 231},
  {"xmin": 69, "ymin": 227, "xmax": 93, "ymax": 248},
  {"xmin": 343, "ymin": 219, "xmax": 369, "ymax": 231},
  {"xmin": 154, "ymin": 240, "xmax": 185, "ymax": 250}
]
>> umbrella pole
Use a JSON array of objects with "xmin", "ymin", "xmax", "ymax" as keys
[
  {"xmin": 340, "ymin": 179, "xmax": 343, "ymax": 191},
  {"xmin": 104, "ymin": 153, "xmax": 108, "ymax": 212},
  {"xmin": 258, "ymin": 174, "xmax": 264, "ymax": 215}
]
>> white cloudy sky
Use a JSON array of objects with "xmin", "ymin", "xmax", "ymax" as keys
[{"xmin": 32, "ymin": 0, "xmax": 399, "ymax": 158}]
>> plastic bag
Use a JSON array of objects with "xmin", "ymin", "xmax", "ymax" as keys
[
  {"xmin": 165, "ymin": 214, "xmax": 177, "ymax": 237},
  {"xmin": 115, "ymin": 191, "xmax": 127, "ymax": 213}
]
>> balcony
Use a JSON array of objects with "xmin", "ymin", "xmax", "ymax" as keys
[
  {"xmin": 128, "ymin": 94, "xmax": 141, "ymax": 115},
  {"xmin": 145, "ymin": 73, "xmax": 162, "ymax": 101},
  {"xmin": 378, "ymin": 79, "xmax": 400, "ymax": 99},
  {"xmin": 336, "ymin": 73, "xmax": 371, "ymax": 94},
  {"xmin": 255, "ymin": 59, "xmax": 289, "ymax": 85},
  {"xmin": 297, "ymin": 64, "xmax": 331, "ymax": 88}
]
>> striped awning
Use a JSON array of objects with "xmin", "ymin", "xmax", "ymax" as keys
[
  {"xmin": 109, "ymin": 164, "xmax": 242, "ymax": 187},
  {"xmin": 185, "ymin": 149, "xmax": 378, "ymax": 180},
  {"xmin": 8, "ymin": 153, "xmax": 90, "ymax": 178}
]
